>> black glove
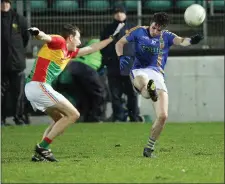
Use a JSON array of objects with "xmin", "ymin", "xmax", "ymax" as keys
[
  {"xmin": 190, "ymin": 34, "xmax": 204, "ymax": 44},
  {"xmin": 110, "ymin": 23, "xmax": 125, "ymax": 40},
  {"xmin": 27, "ymin": 27, "xmax": 40, "ymax": 36}
]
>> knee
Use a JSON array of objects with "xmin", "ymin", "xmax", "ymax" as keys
[
  {"xmin": 68, "ymin": 110, "xmax": 80, "ymax": 123},
  {"xmin": 157, "ymin": 112, "xmax": 168, "ymax": 123},
  {"xmin": 73, "ymin": 110, "xmax": 80, "ymax": 121}
]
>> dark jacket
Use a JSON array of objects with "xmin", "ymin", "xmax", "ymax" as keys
[
  {"xmin": 1, "ymin": 9, "xmax": 29, "ymax": 73},
  {"xmin": 100, "ymin": 19, "xmax": 136, "ymax": 76}
]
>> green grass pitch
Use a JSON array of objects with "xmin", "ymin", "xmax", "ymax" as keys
[{"xmin": 1, "ymin": 122, "xmax": 224, "ymax": 183}]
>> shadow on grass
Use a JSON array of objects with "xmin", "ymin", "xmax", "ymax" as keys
[
  {"xmin": 194, "ymin": 152, "xmax": 213, "ymax": 156},
  {"xmin": 159, "ymin": 147, "xmax": 173, "ymax": 152},
  {"xmin": 155, "ymin": 175, "xmax": 169, "ymax": 180},
  {"xmin": 2, "ymin": 157, "xmax": 31, "ymax": 164}
]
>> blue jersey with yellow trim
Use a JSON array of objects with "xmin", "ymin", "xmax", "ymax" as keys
[{"xmin": 125, "ymin": 26, "xmax": 177, "ymax": 74}]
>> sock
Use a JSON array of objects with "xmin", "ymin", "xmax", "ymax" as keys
[
  {"xmin": 39, "ymin": 137, "xmax": 52, "ymax": 149},
  {"xmin": 146, "ymin": 137, "xmax": 156, "ymax": 150}
]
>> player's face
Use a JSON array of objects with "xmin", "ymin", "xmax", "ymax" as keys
[
  {"xmin": 1, "ymin": 1, "xmax": 11, "ymax": 12},
  {"xmin": 149, "ymin": 22, "xmax": 162, "ymax": 37},
  {"xmin": 114, "ymin": 12, "xmax": 126, "ymax": 22},
  {"xmin": 68, "ymin": 31, "xmax": 81, "ymax": 51}
]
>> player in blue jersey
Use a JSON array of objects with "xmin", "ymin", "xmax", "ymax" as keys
[{"xmin": 115, "ymin": 12, "xmax": 203, "ymax": 157}]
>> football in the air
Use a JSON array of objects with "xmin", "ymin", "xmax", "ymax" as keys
[{"xmin": 184, "ymin": 4, "xmax": 206, "ymax": 27}]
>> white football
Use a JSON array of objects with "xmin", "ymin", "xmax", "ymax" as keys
[{"xmin": 184, "ymin": 4, "xmax": 206, "ymax": 27}]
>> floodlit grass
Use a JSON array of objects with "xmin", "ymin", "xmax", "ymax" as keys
[{"xmin": 1, "ymin": 122, "xmax": 224, "ymax": 183}]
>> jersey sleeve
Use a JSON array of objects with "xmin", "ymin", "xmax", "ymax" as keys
[
  {"xmin": 47, "ymin": 35, "xmax": 65, "ymax": 49},
  {"xmin": 164, "ymin": 31, "xmax": 178, "ymax": 47},
  {"xmin": 125, "ymin": 26, "xmax": 141, "ymax": 42},
  {"xmin": 71, "ymin": 48, "xmax": 80, "ymax": 58}
]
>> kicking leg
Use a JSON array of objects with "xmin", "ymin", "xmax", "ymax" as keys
[
  {"xmin": 143, "ymin": 90, "xmax": 168, "ymax": 157},
  {"xmin": 133, "ymin": 74, "xmax": 158, "ymax": 101}
]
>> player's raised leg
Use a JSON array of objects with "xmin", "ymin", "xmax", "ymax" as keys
[
  {"xmin": 143, "ymin": 90, "xmax": 168, "ymax": 157},
  {"xmin": 132, "ymin": 73, "xmax": 158, "ymax": 101}
]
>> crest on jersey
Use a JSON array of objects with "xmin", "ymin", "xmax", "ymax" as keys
[{"xmin": 151, "ymin": 40, "xmax": 156, "ymax": 44}]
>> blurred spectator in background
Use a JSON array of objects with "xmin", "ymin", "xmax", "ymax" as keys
[
  {"xmin": 1, "ymin": 0, "xmax": 30, "ymax": 125},
  {"xmin": 54, "ymin": 39, "xmax": 107, "ymax": 122},
  {"xmin": 100, "ymin": 5, "xmax": 140, "ymax": 122}
]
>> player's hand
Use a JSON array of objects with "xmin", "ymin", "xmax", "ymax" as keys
[
  {"xmin": 27, "ymin": 27, "xmax": 40, "ymax": 36},
  {"xmin": 190, "ymin": 34, "xmax": 204, "ymax": 44},
  {"xmin": 119, "ymin": 55, "xmax": 130, "ymax": 70},
  {"xmin": 110, "ymin": 23, "xmax": 125, "ymax": 40}
]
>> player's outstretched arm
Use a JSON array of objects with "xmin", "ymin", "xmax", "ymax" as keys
[
  {"xmin": 77, "ymin": 37, "xmax": 113, "ymax": 57},
  {"xmin": 77, "ymin": 23, "xmax": 125, "ymax": 57},
  {"xmin": 173, "ymin": 34, "xmax": 204, "ymax": 46},
  {"xmin": 28, "ymin": 27, "xmax": 52, "ymax": 43},
  {"xmin": 115, "ymin": 36, "xmax": 128, "ymax": 56}
]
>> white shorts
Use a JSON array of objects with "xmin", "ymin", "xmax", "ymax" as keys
[
  {"xmin": 130, "ymin": 68, "xmax": 168, "ymax": 93},
  {"xmin": 25, "ymin": 81, "xmax": 67, "ymax": 112}
]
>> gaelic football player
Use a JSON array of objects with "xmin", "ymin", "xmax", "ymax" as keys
[
  {"xmin": 26, "ymin": 23, "xmax": 124, "ymax": 162},
  {"xmin": 116, "ymin": 12, "xmax": 203, "ymax": 157}
]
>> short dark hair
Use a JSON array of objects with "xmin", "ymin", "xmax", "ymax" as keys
[
  {"xmin": 151, "ymin": 12, "xmax": 169, "ymax": 29},
  {"xmin": 61, "ymin": 24, "xmax": 80, "ymax": 39},
  {"xmin": 113, "ymin": 5, "xmax": 126, "ymax": 14},
  {"xmin": 1, "ymin": 0, "xmax": 11, "ymax": 3}
]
